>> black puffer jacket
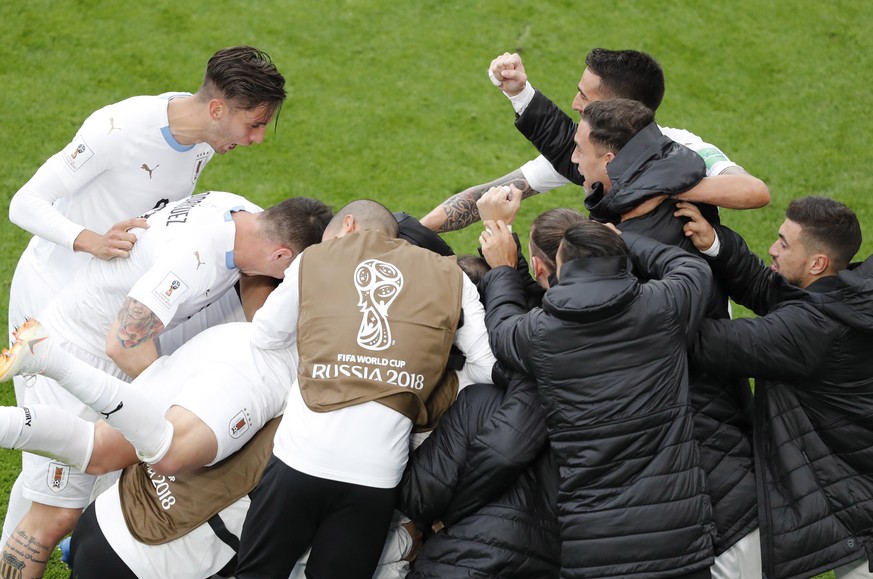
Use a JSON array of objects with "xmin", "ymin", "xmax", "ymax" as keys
[
  {"xmin": 514, "ymin": 88, "xmax": 584, "ymax": 187},
  {"xmin": 692, "ymin": 226, "xmax": 873, "ymax": 579},
  {"xmin": 483, "ymin": 233, "xmax": 716, "ymax": 578},
  {"xmin": 516, "ymin": 90, "xmax": 758, "ymax": 554},
  {"xmin": 620, "ymin": 204, "xmax": 758, "ymax": 556},
  {"xmin": 399, "ymin": 376, "xmax": 560, "ymax": 578}
]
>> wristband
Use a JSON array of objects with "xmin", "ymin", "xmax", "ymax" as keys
[{"xmin": 701, "ymin": 232, "xmax": 721, "ymax": 257}]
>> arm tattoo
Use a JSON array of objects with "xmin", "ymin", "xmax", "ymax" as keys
[
  {"xmin": 115, "ymin": 297, "xmax": 164, "ymax": 348},
  {"xmin": 438, "ymin": 173, "xmax": 537, "ymax": 232},
  {"xmin": 2, "ymin": 528, "xmax": 51, "ymax": 574},
  {"xmin": 439, "ymin": 188, "xmax": 488, "ymax": 232}
]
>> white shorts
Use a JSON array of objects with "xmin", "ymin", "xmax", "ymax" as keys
[
  {"xmin": 19, "ymin": 338, "xmax": 127, "ymax": 509},
  {"xmin": 149, "ymin": 323, "xmax": 287, "ymax": 465},
  {"xmin": 9, "ymin": 247, "xmax": 65, "ymax": 404}
]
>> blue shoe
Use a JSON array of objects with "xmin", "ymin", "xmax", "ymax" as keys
[{"xmin": 59, "ymin": 536, "xmax": 72, "ymax": 566}]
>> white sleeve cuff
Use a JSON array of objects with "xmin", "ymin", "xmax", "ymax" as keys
[
  {"xmin": 507, "ymin": 82, "xmax": 535, "ymax": 115},
  {"xmin": 701, "ymin": 232, "xmax": 721, "ymax": 257},
  {"xmin": 520, "ymin": 155, "xmax": 571, "ymax": 193}
]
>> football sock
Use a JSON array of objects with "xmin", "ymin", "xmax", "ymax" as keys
[
  {"xmin": 0, "ymin": 405, "xmax": 93, "ymax": 472},
  {"xmin": 44, "ymin": 347, "xmax": 173, "ymax": 464}
]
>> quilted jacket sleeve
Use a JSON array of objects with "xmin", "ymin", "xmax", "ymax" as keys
[
  {"xmin": 690, "ymin": 302, "xmax": 835, "ymax": 381},
  {"xmin": 514, "ymin": 89, "xmax": 584, "ymax": 186},
  {"xmin": 482, "ymin": 265, "xmax": 540, "ymax": 377}
]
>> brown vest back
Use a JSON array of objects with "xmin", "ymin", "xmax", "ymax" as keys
[
  {"xmin": 297, "ymin": 230, "xmax": 462, "ymax": 427},
  {"xmin": 119, "ymin": 418, "xmax": 280, "ymax": 545}
]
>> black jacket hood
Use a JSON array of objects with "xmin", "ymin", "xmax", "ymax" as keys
[{"xmin": 585, "ymin": 122, "xmax": 706, "ymax": 220}]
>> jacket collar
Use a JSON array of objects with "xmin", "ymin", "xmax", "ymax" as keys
[{"xmin": 543, "ymin": 255, "xmax": 638, "ymax": 322}]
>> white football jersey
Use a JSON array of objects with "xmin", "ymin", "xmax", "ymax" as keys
[{"xmin": 41, "ymin": 191, "xmax": 261, "ymax": 360}]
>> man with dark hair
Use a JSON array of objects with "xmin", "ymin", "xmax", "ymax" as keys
[
  {"xmin": 580, "ymin": 47, "xmax": 666, "ymax": 110},
  {"xmin": 200, "ymin": 46, "xmax": 286, "ymax": 125},
  {"xmin": 479, "ymin": 216, "xmax": 715, "ymax": 578},
  {"xmin": 562, "ymin": 96, "xmax": 761, "ymax": 578},
  {"xmin": 526, "ymin": 207, "xmax": 587, "ymax": 289},
  {"xmin": 677, "ymin": 196, "xmax": 873, "ymax": 579},
  {"xmin": 573, "ymin": 98, "xmax": 707, "ymax": 223},
  {"xmin": 4, "ymin": 45, "xmax": 286, "ymax": 562},
  {"xmin": 232, "ymin": 200, "xmax": 495, "ymax": 579},
  {"xmin": 0, "ymin": 192, "xmax": 329, "ymax": 577},
  {"xmin": 420, "ymin": 48, "xmax": 768, "ymax": 232}
]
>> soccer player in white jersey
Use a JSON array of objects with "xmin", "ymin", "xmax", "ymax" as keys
[
  {"xmin": 0, "ymin": 191, "xmax": 330, "ymax": 578},
  {"xmin": 419, "ymin": 48, "xmax": 770, "ymax": 232},
  {"xmin": 0, "ymin": 315, "xmax": 424, "ymax": 578},
  {"xmin": 3, "ymin": 45, "xmax": 286, "ymax": 564}
]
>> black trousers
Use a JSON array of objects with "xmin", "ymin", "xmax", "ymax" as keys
[
  {"xmin": 235, "ymin": 454, "xmax": 397, "ymax": 579},
  {"xmin": 68, "ymin": 503, "xmax": 138, "ymax": 579}
]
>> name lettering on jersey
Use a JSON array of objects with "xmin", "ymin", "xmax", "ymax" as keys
[
  {"xmin": 107, "ymin": 117, "xmax": 122, "ymax": 133},
  {"xmin": 152, "ymin": 272, "xmax": 189, "ymax": 309},
  {"xmin": 22, "ymin": 407, "xmax": 32, "ymax": 428},
  {"xmin": 146, "ymin": 466, "xmax": 177, "ymax": 510},
  {"xmin": 165, "ymin": 192, "xmax": 210, "ymax": 225},
  {"xmin": 46, "ymin": 462, "xmax": 70, "ymax": 492},
  {"xmin": 140, "ymin": 163, "xmax": 159, "ymax": 179},
  {"xmin": 229, "ymin": 409, "xmax": 251, "ymax": 439},
  {"xmin": 139, "ymin": 198, "xmax": 170, "ymax": 220},
  {"xmin": 354, "ymin": 259, "xmax": 404, "ymax": 351},
  {"xmin": 63, "ymin": 135, "xmax": 95, "ymax": 172},
  {"xmin": 192, "ymin": 150, "xmax": 210, "ymax": 183}
]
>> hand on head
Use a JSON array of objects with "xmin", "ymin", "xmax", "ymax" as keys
[
  {"xmin": 479, "ymin": 219, "xmax": 517, "ymax": 269},
  {"xmin": 477, "ymin": 184, "xmax": 522, "ymax": 225}
]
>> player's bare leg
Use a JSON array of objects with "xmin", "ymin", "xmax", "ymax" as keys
[{"xmin": 1, "ymin": 502, "xmax": 81, "ymax": 578}]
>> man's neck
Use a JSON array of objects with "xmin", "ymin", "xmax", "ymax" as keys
[{"xmin": 166, "ymin": 96, "xmax": 206, "ymax": 146}]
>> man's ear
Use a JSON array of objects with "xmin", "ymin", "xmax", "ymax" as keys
[
  {"xmin": 530, "ymin": 254, "xmax": 543, "ymax": 278},
  {"xmin": 809, "ymin": 253, "xmax": 830, "ymax": 276},
  {"xmin": 530, "ymin": 255, "xmax": 550, "ymax": 288},
  {"xmin": 272, "ymin": 246, "xmax": 294, "ymax": 262},
  {"xmin": 209, "ymin": 98, "xmax": 227, "ymax": 120},
  {"xmin": 603, "ymin": 151, "xmax": 615, "ymax": 166}
]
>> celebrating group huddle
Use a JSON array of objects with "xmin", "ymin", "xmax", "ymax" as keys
[{"xmin": 1, "ymin": 44, "xmax": 872, "ymax": 579}]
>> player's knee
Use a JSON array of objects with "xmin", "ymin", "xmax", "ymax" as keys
[{"xmin": 21, "ymin": 503, "xmax": 83, "ymax": 543}]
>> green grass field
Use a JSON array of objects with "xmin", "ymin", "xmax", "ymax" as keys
[{"xmin": 3, "ymin": 0, "xmax": 871, "ymax": 576}]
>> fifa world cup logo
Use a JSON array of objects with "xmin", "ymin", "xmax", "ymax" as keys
[{"xmin": 354, "ymin": 259, "xmax": 403, "ymax": 351}]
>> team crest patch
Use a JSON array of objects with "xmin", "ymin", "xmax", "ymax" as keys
[
  {"xmin": 0, "ymin": 552, "xmax": 25, "ymax": 579},
  {"xmin": 46, "ymin": 462, "xmax": 70, "ymax": 493},
  {"xmin": 62, "ymin": 134, "xmax": 95, "ymax": 172},
  {"xmin": 229, "ymin": 409, "xmax": 251, "ymax": 439},
  {"xmin": 152, "ymin": 272, "xmax": 189, "ymax": 309}
]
